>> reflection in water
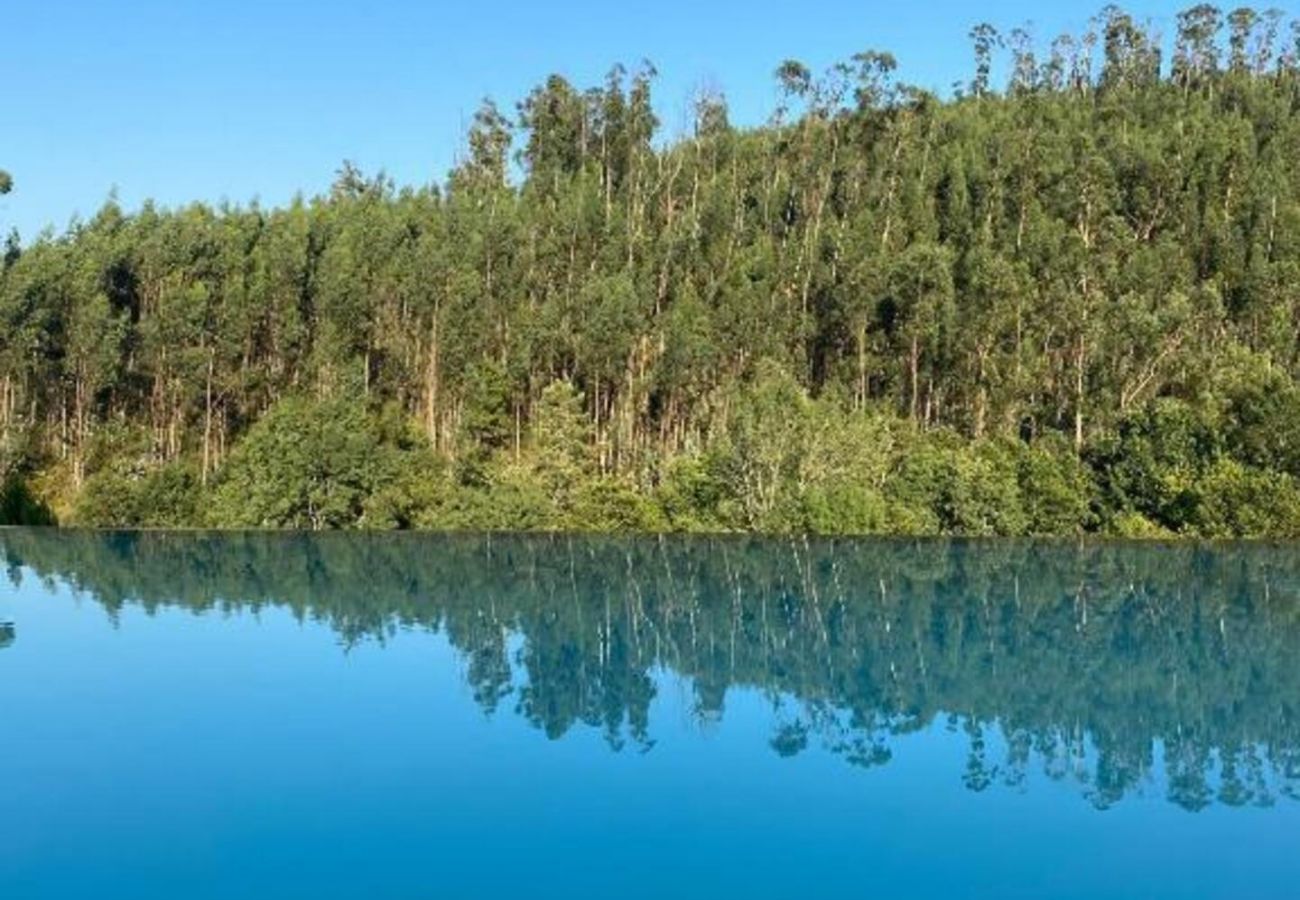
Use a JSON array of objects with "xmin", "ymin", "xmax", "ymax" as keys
[
  {"xmin": 0, "ymin": 621, "xmax": 12, "ymax": 649},
  {"xmin": 3, "ymin": 530, "xmax": 1299, "ymax": 811}
]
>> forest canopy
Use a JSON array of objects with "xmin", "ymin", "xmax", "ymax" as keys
[{"xmin": 5, "ymin": 4, "xmax": 1300, "ymax": 536}]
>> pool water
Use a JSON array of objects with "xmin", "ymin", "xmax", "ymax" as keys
[{"xmin": 1, "ymin": 531, "xmax": 1297, "ymax": 898}]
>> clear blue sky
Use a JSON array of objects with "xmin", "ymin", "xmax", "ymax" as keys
[{"xmin": 1, "ymin": 0, "xmax": 1282, "ymax": 240}]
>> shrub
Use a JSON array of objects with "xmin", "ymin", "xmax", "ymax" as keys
[
  {"xmin": 885, "ymin": 437, "xmax": 1027, "ymax": 536},
  {"xmin": 1188, "ymin": 460, "xmax": 1300, "ymax": 539},
  {"xmin": 209, "ymin": 396, "xmax": 390, "ymax": 529},
  {"xmin": 0, "ymin": 476, "xmax": 56, "ymax": 526},
  {"xmin": 1017, "ymin": 438, "xmax": 1093, "ymax": 535},
  {"xmin": 72, "ymin": 462, "xmax": 200, "ymax": 528},
  {"xmin": 572, "ymin": 478, "xmax": 666, "ymax": 532},
  {"xmin": 1109, "ymin": 512, "xmax": 1175, "ymax": 540},
  {"xmin": 653, "ymin": 455, "xmax": 728, "ymax": 532},
  {"xmin": 945, "ymin": 442, "xmax": 1026, "ymax": 536},
  {"xmin": 800, "ymin": 483, "xmax": 889, "ymax": 535}
]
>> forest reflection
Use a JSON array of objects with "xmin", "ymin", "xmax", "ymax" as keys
[{"xmin": 3, "ymin": 530, "xmax": 1299, "ymax": 811}]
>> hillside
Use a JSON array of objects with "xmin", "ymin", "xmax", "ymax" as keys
[{"xmin": 4, "ymin": 5, "xmax": 1300, "ymax": 536}]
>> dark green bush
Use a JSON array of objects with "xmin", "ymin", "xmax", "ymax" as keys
[{"xmin": 0, "ymin": 476, "xmax": 55, "ymax": 526}]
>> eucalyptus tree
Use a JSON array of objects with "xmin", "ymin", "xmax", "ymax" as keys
[{"xmin": 9, "ymin": 4, "xmax": 1300, "ymax": 538}]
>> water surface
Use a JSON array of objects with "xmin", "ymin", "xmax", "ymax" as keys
[{"xmin": 1, "ymin": 532, "xmax": 1298, "ymax": 898}]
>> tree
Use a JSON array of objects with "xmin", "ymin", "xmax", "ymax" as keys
[
  {"xmin": 532, "ymin": 379, "xmax": 593, "ymax": 509},
  {"xmin": 1173, "ymin": 4, "xmax": 1224, "ymax": 90},
  {"xmin": 208, "ymin": 396, "xmax": 391, "ymax": 529},
  {"xmin": 886, "ymin": 243, "xmax": 955, "ymax": 423},
  {"xmin": 7, "ymin": 6, "xmax": 1300, "ymax": 537},
  {"xmin": 969, "ymin": 23, "xmax": 1001, "ymax": 96}
]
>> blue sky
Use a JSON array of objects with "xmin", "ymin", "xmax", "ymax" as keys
[{"xmin": 1, "ymin": 1, "xmax": 1285, "ymax": 240}]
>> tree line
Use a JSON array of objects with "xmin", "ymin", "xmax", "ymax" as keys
[
  {"xmin": 6, "ymin": 5, "xmax": 1300, "ymax": 535},
  {"xmin": 4, "ymin": 529, "xmax": 1299, "ymax": 809}
]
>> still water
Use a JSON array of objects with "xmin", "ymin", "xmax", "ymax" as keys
[{"xmin": 1, "ymin": 531, "xmax": 1298, "ymax": 898}]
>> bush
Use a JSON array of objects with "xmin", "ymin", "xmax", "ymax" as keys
[
  {"xmin": 1187, "ymin": 460, "xmax": 1300, "ymax": 539},
  {"xmin": 1220, "ymin": 356, "xmax": 1300, "ymax": 478},
  {"xmin": 401, "ymin": 464, "xmax": 555, "ymax": 532},
  {"xmin": 800, "ymin": 483, "xmax": 889, "ymax": 535},
  {"xmin": 531, "ymin": 380, "xmax": 594, "ymax": 509},
  {"xmin": 653, "ymin": 455, "xmax": 728, "ymax": 532},
  {"xmin": 572, "ymin": 478, "xmax": 666, "ymax": 532},
  {"xmin": 73, "ymin": 468, "xmax": 139, "ymax": 526},
  {"xmin": 0, "ymin": 476, "xmax": 56, "ymax": 526},
  {"xmin": 885, "ymin": 437, "xmax": 1026, "ymax": 536},
  {"xmin": 209, "ymin": 396, "xmax": 392, "ymax": 529},
  {"xmin": 1017, "ymin": 438, "xmax": 1092, "ymax": 535},
  {"xmin": 1085, "ymin": 392, "xmax": 1300, "ymax": 538},
  {"xmin": 74, "ymin": 462, "xmax": 201, "ymax": 528},
  {"xmin": 1108, "ymin": 512, "xmax": 1175, "ymax": 540},
  {"xmin": 1087, "ymin": 397, "xmax": 1220, "ymax": 531},
  {"xmin": 719, "ymin": 361, "xmax": 812, "ymax": 526},
  {"xmin": 945, "ymin": 442, "xmax": 1026, "ymax": 536},
  {"xmin": 883, "ymin": 441, "xmax": 948, "ymax": 535},
  {"xmin": 362, "ymin": 451, "xmax": 448, "ymax": 530}
]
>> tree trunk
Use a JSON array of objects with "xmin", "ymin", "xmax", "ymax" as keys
[
  {"xmin": 73, "ymin": 370, "xmax": 86, "ymax": 488},
  {"xmin": 1074, "ymin": 336, "xmax": 1086, "ymax": 451},
  {"xmin": 202, "ymin": 350, "xmax": 215, "ymax": 486},
  {"xmin": 424, "ymin": 312, "xmax": 441, "ymax": 450},
  {"xmin": 909, "ymin": 335, "xmax": 920, "ymax": 421},
  {"xmin": 857, "ymin": 324, "xmax": 868, "ymax": 411}
]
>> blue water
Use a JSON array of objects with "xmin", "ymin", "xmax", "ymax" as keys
[{"xmin": 1, "ymin": 532, "xmax": 1297, "ymax": 898}]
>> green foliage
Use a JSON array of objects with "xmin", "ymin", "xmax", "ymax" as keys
[
  {"xmin": 800, "ymin": 483, "xmax": 890, "ymax": 535},
  {"xmin": 1087, "ymin": 398, "xmax": 1219, "ymax": 531},
  {"xmin": 460, "ymin": 361, "xmax": 512, "ymax": 451},
  {"xmin": 653, "ymin": 455, "xmax": 728, "ymax": 532},
  {"xmin": 1221, "ymin": 365, "xmax": 1300, "ymax": 478},
  {"xmin": 1016, "ymin": 439, "xmax": 1093, "ymax": 536},
  {"xmin": 413, "ymin": 471, "xmax": 553, "ymax": 532},
  {"xmin": 531, "ymin": 380, "xmax": 593, "ymax": 508},
  {"xmin": 360, "ymin": 455, "xmax": 446, "ymax": 530},
  {"xmin": 885, "ymin": 437, "xmax": 1028, "ymax": 536},
  {"xmin": 6, "ymin": 8, "xmax": 1300, "ymax": 537},
  {"xmin": 1184, "ymin": 460, "xmax": 1300, "ymax": 539},
  {"xmin": 1080, "ymin": 391, "xmax": 1300, "ymax": 538},
  {"xmin": 456, "ymin": 362, "xmax": 513, "ymax": 486},
  {"xmin": 209, "ymin": 396, "xmax": 395, "ymax": 529},
  {"xmin": 1109, "ymin": 512, "xmax": 1175, "ymax": 540},
  {"xmin": 571, "ymin": 478, "xmax": 666, "ymax": 532},
  {"xmin": 1, "ymin": 429, "xmax": 56, "ymax": 525},
  {"xmin": 0, "ymin": 476, "xmax": 55, "ymax": 526},
  {"xmin": 945, "ymin": 443, "xmax": 1028, "ymax": 537},
  {"xmin": 719, "ymin": 361, "xmax": 813, "ymax": 528}
]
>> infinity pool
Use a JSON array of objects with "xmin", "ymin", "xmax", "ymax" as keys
[{"xmin": 1, "ymin": 531, "xmax": 1297, "ymax": 898}]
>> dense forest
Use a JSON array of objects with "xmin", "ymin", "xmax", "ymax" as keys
[
  {"xmin": 4, "ymin": 530, "xmax": 1299, "ymax": 809},
  {"xmin": 5, "ymin": 5, "xmax": 1300, "ymax": 536}
]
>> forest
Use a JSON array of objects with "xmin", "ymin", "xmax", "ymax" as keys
[
  {"xmin": 5, "ymin": 4, "xmax": 1300, "ymax": 536},
  {"xmin": 4, "ymin": 529, "xmax": 1299, "ymax": 809}
]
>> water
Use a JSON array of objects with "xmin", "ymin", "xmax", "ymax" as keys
[{"xmin": 1, "ymin": 531, "xmax": 1298, "ymax": 899}]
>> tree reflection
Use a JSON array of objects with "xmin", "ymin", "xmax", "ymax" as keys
[{"xmin": 3, "ymin": 530, "xmax": 1299, "ymax": 809}]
